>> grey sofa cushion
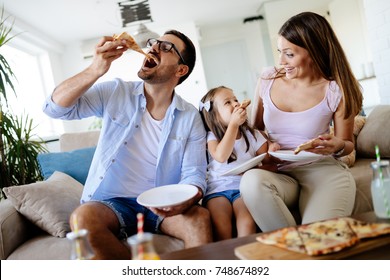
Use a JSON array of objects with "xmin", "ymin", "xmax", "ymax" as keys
[
  {"xmin": 3, "ymin": 172, "xmax": 83, "ymax": 238},
  {"xmin": 357, "ymin": 105, "xmax": 390, "ymax": 158}
]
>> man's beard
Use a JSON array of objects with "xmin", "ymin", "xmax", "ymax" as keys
[{"xmin": 138, "ymin": 65, "xmax": 176, "ymax": 84}]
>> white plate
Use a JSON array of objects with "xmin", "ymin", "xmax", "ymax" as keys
[
  {"xmin": 137, "ymin": 184, "xmax": 198, "ymax": 208},
  {"xmin": 269, "ymin": 150, "xmax": 323, "ymax": 162},
  {"xmin": 221, "ymin": 153, "xmax": 267, "ymax": 176}
]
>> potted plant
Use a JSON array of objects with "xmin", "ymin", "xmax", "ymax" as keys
[{"xmin": 0, "ymin": 8, "xmax": 47, "ymax": 198}]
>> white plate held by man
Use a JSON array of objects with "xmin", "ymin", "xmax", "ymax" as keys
[{"xmin": 137, "ymin": 184, "xmax": 198, "ymax": 208}]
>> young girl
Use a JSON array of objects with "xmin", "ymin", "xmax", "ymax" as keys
[{"xmin": 199, "ymin": 86, "xmax": 274, "ymax": 240}]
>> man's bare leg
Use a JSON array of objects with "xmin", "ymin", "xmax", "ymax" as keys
[
  {"xmin": 70, "ymin": 202, "xmax": 131, "ymax": 260},
  {"xmin": 160, "ymin": 205, "xmax": 212, "ymax": 248}
]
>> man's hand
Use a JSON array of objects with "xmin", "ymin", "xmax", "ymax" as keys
[
  {"xmin": 90, "ymin": 36, "xmax": 129, "ymax": 77},
  {"xmin": 148, "ymin": 187, "xmax": 202, "ymax": 218}
]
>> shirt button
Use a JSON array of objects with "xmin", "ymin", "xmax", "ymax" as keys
[
  {"xmin": 99, "ymin": 176, "xmax": 103, "ymax": 180},
  {"xmin": 111, "ymin": 159, "xmax": 115, "ymax": 163},
  {"xmin": 135, "ymin": 125, "xmax": 139, "ymax": 128},
  {"xmin": 124, "ymin": 141, "xmax": 128, "ymax": 145},
  {"xmin": 88, "ymin": 195, "xmax": 92, "ymax": 198},
  {"xmin": 113, "ymin": 117, "xmax": 117, "ymax": 121}
]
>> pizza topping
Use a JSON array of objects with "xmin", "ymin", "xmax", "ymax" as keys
[
  {"xmin": 343, "ymin": 217, "xmax": 390, "ymax": 239},
  {"xmin": 257, "ymin": 217, "xmax": 390, "ymax": 256}
]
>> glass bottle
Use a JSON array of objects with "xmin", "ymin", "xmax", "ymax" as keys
[
  {"xmin": 371, "ymin": 160, "xmax": 390, "ymax": 218},
  {"xmin": 127, "ymin": 232, "xmax": 160, "ymax": 260},
  {"xmin": 66, "ymin": 229, "xmax": 95, "ymax": 260}
]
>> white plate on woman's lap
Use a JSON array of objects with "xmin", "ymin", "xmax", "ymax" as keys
[
  {"xmin": 137, "ymin": 184, "xmax": 198, "ymax": 208},
  {"xmin": 221, "ymin": 153, "xmax": 267, "ymax": 176},
  {"xmin": 269, "ymin": 150, "xmax": 323, "ymax": 162}
]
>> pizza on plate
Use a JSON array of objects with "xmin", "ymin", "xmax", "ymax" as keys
[{"xmin": 257, "ymin": 217, "xmax": 390, "ymax": 256}]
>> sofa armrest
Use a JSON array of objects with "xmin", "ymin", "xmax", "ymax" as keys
[{"xmin": 0, "ymin": 199, "xmax": 32, "ymax": 259}]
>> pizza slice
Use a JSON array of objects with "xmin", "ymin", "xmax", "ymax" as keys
[
  {"xmin": 257, "ymin": 217, "xmax": 361, "ymax": 256},
  {"xmin": 297, "ymin": 218, "xmax": 359, "ymax": 256},
  {"xmin": 257, "ymin": 226, "xmax": 306, "ymax": 254},
  {"xmin": 112, "ymin": 32, "xmax": 152, "ymax": 59},
  {"xmin": 294, "ymin": 139, "xmax": 315, "ymax": 154},
  {"xmin": 240, "ymin": 99, "xmax": 251, "ymax": 109},
  {"xmin": 344, "ymin": 217, "xmax": 390, "ymax": 239}
]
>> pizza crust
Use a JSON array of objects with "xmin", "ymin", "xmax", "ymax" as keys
[{"xmin": 294, "ymin": 139, "xmax": 315, "ymax": 154}]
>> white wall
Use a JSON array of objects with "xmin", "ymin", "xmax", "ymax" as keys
[
  {"xmin": 329, "ymin": 0, "xmax": 369, "ymax": 79},
  {"xmin": 363, "ymin": 0, "xmax": 390, "ymax": 106},
  {"xmin": 198, "ymin": 19, "xmax": 269, "ymax": 102},
  {"xmin": 263, "ymin": 0, "xmax": 332, "ymax": 65},
  {"xmin": 329, "ymin": 0, "xmax": 380, "ymax": 114}
]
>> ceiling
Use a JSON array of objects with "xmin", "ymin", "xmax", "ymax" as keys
[{"xmin": 2, "ymin": 0, "xmax": 274, "ymax": 44}]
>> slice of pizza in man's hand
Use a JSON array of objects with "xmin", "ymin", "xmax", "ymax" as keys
[{"xmin": 112, "ymin": 32, "xmax": 152, "ymax": 59}]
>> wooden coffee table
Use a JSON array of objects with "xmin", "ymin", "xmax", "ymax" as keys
[{"xmin": 160, "ymin": 212, "xmax": 390, "ymax": 260}]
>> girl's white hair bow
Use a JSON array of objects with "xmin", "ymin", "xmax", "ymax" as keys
[{"xmin": 199, "ymin": 100, "xmax": 211, "ymax": 112}]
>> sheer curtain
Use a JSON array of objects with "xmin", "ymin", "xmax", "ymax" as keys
[{"xmin": 2, "ymin": 44, "xmax": 63, "ymax": 139}]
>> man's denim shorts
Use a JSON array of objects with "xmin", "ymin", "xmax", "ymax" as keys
[
  {"xmin": 202, "ymin": 189, "xmax": 241, "ymax": 206},
  {"xmin": 97, "ymin": 197, "xmax": 163, "ymax": 240}
]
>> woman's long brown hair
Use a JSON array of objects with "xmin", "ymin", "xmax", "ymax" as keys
[{"xmin": 276, "ymin": 11, "xmax": 363, "ymax": 118}]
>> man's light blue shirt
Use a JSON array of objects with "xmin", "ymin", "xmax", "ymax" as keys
[{"xmin": 43, "ymin": 79, "xmax": 207, "ymax": 203}]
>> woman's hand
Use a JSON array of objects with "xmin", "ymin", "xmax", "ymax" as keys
[{"xmin": 304, "ymin": 134, "xmax": 347, "ymax": 155}]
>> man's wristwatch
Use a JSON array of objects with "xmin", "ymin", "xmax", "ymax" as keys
[{"xmin": 333, "ymin": 142, "xmax": 346, "ymax": 157}]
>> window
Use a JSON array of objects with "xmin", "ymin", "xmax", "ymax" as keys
[{"xmin": 2, "ymin": 44, "xmax": 63, "ymax": 139}]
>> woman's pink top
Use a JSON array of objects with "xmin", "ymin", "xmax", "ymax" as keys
[{"xmin": 258, "ymin": 67, "xmax": 342, "ymax": 150}]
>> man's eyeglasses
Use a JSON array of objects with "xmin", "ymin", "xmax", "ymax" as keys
[{"xmin": 146, "ymin": 38, "xmax": 186, "ymax": 64}]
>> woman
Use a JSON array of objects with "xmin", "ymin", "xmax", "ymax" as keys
[{"xmin": 240, "ymin": 12, "xmax": 363, "ymax": 232}]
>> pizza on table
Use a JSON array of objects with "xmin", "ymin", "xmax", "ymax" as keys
[{"xmin": 257, "ymin": 217, "xmax": 390, "ymax": 256}]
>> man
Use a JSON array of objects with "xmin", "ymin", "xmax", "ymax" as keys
[{"xmin": 43, "ymin": 30, "xmax": 212, "ymax": 259}]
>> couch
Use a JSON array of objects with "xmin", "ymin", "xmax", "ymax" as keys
[
  {"xmin": 0, "ymin": 131, "xmax": 184, "ymax": 260},
  {"xmin": 1, "ymin": 105, "xmax": 389, "ymax": 260}
]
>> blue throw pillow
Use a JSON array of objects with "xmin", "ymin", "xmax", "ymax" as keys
[{"xmin": 37, "ymin": 146, "xmax": 96, "ymax": 185}]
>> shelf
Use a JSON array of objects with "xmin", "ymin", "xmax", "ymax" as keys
[{"xmin": 358, "ymin": 75, "xmax": 376, "ymax": 82}]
